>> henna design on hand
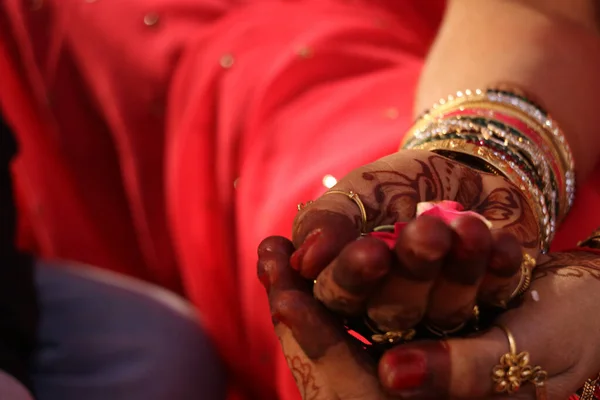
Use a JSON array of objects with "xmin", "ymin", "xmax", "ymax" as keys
[
  {"xmin": 362, "ymin": 156, "xmax": 479, "ymax": 226},
  {"xmin": 474, "ymin": 187, "xmax": 539, "ymax": 248},
  {"xmin": 534, "ymin": 252, "xmax": 600, "ymax": 281},
  {"xmin": 286, "ymin": 356, "xmax": 320, "ymax": 400},
  {"xmin": 360, "ymin": 154, "xmax": 537, "ymax": 246}
]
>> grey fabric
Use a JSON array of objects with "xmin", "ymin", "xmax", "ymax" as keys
[{"xmin": 32, "ymin": 262, "xmax": 226, "ymax": 400}]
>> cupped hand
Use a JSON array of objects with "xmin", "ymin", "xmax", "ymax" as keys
[
  {"xmin": 292, "ymin": 149, "xmax": 539, "ymax": 332},
  {"xmin": 258, "ymin": 236, "xmax": 391, "ymax": 400},
  {"xmin": 377, "ymin": 251, "xmax": 600, "ymax": 400}
]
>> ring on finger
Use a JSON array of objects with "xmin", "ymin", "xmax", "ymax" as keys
[
  {"xmin": 297, "ymin": 200, "xmax": 314, "ymax": 211},
  {"xmin": 507, "ymin": 253, "xmax": 536, "ymax": 304},
  {"xmin": 323, "ymin": 190, "xmax": 368, "ymax": 233},
  {"xmin": 363, "ymin": 317, "xmax": 416, "ymax": 345},
  {"xmin": 492, "ymin": 324, "xmax": 548, "ymax": 397},
  {"xmin": 424, "ymin": 305, "xmax": 480, "ymax": 338}
]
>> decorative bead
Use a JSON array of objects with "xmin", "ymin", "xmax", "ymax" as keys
[
  {"xmin": 143, "ymin": 13, "xmax": 160, "ymax": 27},
  {"xmin": 297, "ymin": 47, "xmax": 313, "ymax": 59}
]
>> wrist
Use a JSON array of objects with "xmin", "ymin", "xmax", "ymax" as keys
[{"xmin": 419, "ymin": 0, "xmax": 600, "ymax": 180}]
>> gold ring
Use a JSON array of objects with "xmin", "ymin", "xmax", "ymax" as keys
[
  {"xmin": 508, "ymin": 253, "xmax": 536, "ymax": 302},
  {"xmin": 297, "ymin": 200, "xmax": 314, "ymax": 212},
  {"xmin": 492, "ymin": 324, "xmax": 548, "ymax": 395},
  {"xmin": 424, "ymin": 305, "xmax": 480, "ymax": 337},
  {"xmin": 363, "ymin": 317, "xmax": 416, "ymax": 345},
  {"xmin": 323, "ymin": 190, "xmax": 368, "ymax": 233}
]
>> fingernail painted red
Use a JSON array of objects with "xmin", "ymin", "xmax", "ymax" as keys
[
  {"xmin": 380, "ymin": 349, "xmax": 427, "ymax": 392},
  {"xmin": 290, "ymin": 230, "xmax": 322, "ymax": 271}
]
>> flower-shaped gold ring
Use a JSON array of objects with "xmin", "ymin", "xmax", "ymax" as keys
[{"xmin": 492, "ymin": 324, "xmax": 547, "ymax": 397}]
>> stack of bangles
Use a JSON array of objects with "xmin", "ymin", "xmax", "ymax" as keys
[{"xmin": 402, "ymin": 86, "xmax": 575, "ymax": 251}]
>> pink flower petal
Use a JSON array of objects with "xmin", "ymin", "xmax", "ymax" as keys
[
  {"xmin": 418, "ymin": 201, "xmax": 492, "ymax": 228},
  {"xmin": 368, "ymin": 201, "xmax": 491, "ymax": 249},
  {"xmin": 369, "ymin": 230, "xmax": 402, "ymax": 249},
  {"xmin": 416, "ymin": 200, "xmax": 464, "ymax": 215}
]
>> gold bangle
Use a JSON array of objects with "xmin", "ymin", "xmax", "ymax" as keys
[
  {"xmin": 408, "ymin": 89, "xmax": 574, "ymax": 184},
  {"xmin": 508, "ymin": 253, "xmax": 535, "ymax": 301}
]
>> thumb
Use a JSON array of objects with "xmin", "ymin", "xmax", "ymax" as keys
[
  {"xmin": 378, "ymin": 330, "xmax": 510, "ymax": 399},
  {"xmin": 378, "ymin": 270, "xmax": 597, "ymax": 399},
  {"xmin": 378, "ymin": 306, "xmax": 573, "ymax": 400}
]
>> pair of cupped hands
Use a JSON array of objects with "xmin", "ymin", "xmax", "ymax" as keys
[{"xmin": 258, "ymin": 150, "xmax": 600, "ymax": 400}]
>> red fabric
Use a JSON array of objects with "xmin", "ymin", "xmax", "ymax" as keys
[{"xmin": 0, "ymin": 1, "xmax": 598, "ymax": 399}]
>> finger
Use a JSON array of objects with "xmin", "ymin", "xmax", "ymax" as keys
[
  {"xmin": 378, "ymin": 277, "xmax": 586, "ymax": 400},
  {"xmin": 257, "ymin": 236, "xmax": 298, "ymax": 293},
  {"xmin": 367, "ymin": 216, "xmax": 453, "ymax": 331},
  {"xmin": 258, "ymin": 237, "xmax": 335, "ymax": 400},
  {"xmin": 425, "ymin": 216, "xmax": 492, "ymax": 329},
  {"xmin": 314, "ymin": 237, "xmax": 392, "ymax": 316},
  {"xmin": 478, "ymin": 231, "xmax": 523, "ymax": 307},
  {"xmin": 258, "ymin": 237, "xmax": 386, "ymax": 399},
  {"xmin": 291, "ymin": 208, "xmax": 361, "ymax": 279}
]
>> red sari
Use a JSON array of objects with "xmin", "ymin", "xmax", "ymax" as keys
[{"xmin": 1, "ymin": 1, "xmax": 599, "ymax": 399}]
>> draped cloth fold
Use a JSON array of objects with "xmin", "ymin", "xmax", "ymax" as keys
[{"xmin": 1, "ymin": 1, "xmax": 599, "ymax": 399}]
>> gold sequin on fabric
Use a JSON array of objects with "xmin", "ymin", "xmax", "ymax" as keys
[
  {"xmin": 384, "ymin": 107, "xmax": 399, "ymax": 120},
  {"xmin": 143, "ymin": 13, "xmax": 160, "ymax": 27},
  {"xmin": 297, "ymin": 47, "xmax": 313, "ymax": 59},
  {"xmin": 220, "ymin": 54, "xmax": 235, "ymax": 69}
]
